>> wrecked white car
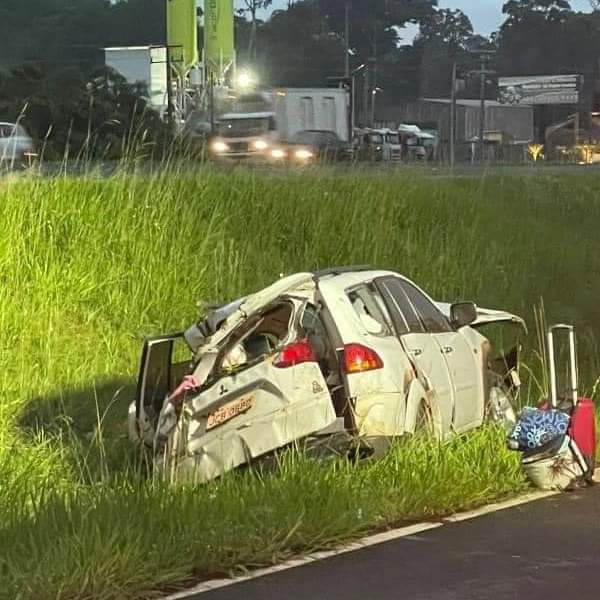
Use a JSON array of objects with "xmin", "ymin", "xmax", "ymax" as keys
[{"xmin": 129, "ymin": 267, "xmax": 526, "ymax": 482}]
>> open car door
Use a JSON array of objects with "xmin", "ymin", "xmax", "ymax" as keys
[
  {"xmin": 133, "ymin": 334, "xmax": 192, "ymax": 446},
  {"xmin": 172, "ymin": 297, "xmax": 338, "ymax": 482}
]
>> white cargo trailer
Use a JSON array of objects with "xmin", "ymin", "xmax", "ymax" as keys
[
  {"xmin": 104, "ymin": 46, "xmax": 168, "ymax": 113},
  {"xmin": 209, "ymin": 87, "xmax": 351, "ymax": 159},
  {"xmin": 273, "ymin": 88, "xmax": 350, "ymax": 142}
]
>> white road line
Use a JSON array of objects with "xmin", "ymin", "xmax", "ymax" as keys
[
  {"xmin": 165, "ymin": 521, "xmax": 443, "ymax": 599},
  {"xmin": 166, "ymin": 469, "xmax": 600, "ymax": 598}
]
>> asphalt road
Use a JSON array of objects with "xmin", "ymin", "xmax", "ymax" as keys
[{"xmin": 192, "ymin": 487, "xmax": 600, "ymax": 600}]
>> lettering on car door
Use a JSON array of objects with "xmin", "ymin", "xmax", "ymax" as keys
[
  {"xmin": 374, "ymin": 277, "xmax": 455, "ymax": 433},
  {"xmin": 398, "ymin": 279, "xmax": 481, "ymax": 432}
]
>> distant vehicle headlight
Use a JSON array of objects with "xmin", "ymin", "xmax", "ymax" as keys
[
  {"xmin": 253, "ymin": 139, "xmax": 269, "ymax": 150},
  {"xmin": 271, "ymin": 148, "xmax": 287, "ymax": 159},
  {"xmin": 212, "ymin": 141, "xmax": 229, "ymax": 153},
  {"xmin": 295, "ymin": 149, "xmax": 314, "ymax": 160}
]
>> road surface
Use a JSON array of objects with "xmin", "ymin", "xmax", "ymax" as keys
[{"xmin": 190, "ymin": 487, "xmax": 600, "ymax": 600}]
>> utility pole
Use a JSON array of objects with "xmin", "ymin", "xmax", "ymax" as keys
[
  {"xmin": 450, "ymin": 61, "xmax": 457, "ymax": 169},
  {"xmin": 166, "ymin": 45, "xmax": 174, "ymax": 126},
  {"xmin": 371, "ymin": 90, "xmax": 376, "ymax": 127},
  {"xmin": 208, "ymin": 72, "xmax": 215, "ymax": 132},
  {"xmin": 344, "ymin": 2, "xmax": 350, "ymax": 78},
  {"xmin": 575, "ymin": 74, "xmax": 584, "ymax": 148},
  {"xmin": 479, "ymin": 65, "xmax": 486, "ymax": 161},
  {"xmin": 362, "ymin": 64, "xmax": 370, "ymax": 127},
  {"xmin": 469, "ymin": 49, "xmax": 496, "ymax": 162}
]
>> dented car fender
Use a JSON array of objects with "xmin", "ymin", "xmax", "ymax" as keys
[{"xmin": 404, "ymin": 378, "xmax": 443, "ymax": 438}]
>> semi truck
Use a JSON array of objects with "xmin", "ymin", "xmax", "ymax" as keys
[{"xmin": 209, "ymin": 87, "xmax": 350, "ymax": 159}]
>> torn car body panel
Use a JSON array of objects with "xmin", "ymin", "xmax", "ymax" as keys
[
  {"xmin": 191, "ymin": 272, "xmax": 316, "ymax": 354},
  {"xmin": 151, "ymin": 293, "xmax": 338, "ymax": 482},
  {"xmin": 178, "ymin": 361, "xmax": 336, "ymax": 482},
  {"xmin": 436, "ymin": 302, "xmax": 527, "ymax": 331},
  {"xmin": 130, "ymin": 269, "xmax": 527, "ymax": 483}
]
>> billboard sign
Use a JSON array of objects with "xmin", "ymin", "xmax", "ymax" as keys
[{"xmin": 498, "ymin": 75, "xmax": 581, "ymax": 106}]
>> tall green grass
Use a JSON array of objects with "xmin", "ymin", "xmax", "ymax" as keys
[
  {"xmin": 1, "ymin": 429, "xmax": 525, "ymax": 600},
  {"xmin": 1, "ymin": 166, "xmax": 600, "ymax": 598}
]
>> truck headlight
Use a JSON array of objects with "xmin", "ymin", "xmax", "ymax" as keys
[
  {"xmin": 212, "ymin": 141, "xmax": 229, "ymax": 153},
  {"xmin": 295, "ymin": 149, "xmax": 314, "ymax": 160},
  {"xmin": 253, "ymin": 139, "xmax": 269, "ymax": 150},
  {"xmin": 271, "ymin": 148, "xmax": 287, "ymax": 159}
]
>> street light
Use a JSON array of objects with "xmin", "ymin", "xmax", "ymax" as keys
[
  {"xmin": 350, "ymin": 63, "xmax": 365, "ymax": 132},
  {"xmin": 236, "ymin": 69, "xmax": 257, "ymax": 91},
  {"xmin": 371, "ymin": 87, "xmax": 382, "ymax": 127}
]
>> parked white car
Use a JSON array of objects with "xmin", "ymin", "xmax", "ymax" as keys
[
  {"xmin": 0, "ymin": 122, "xmax": 35, "ymax": 166},
  {"xmin": 130, "ymin": 268, "xmax": 525, "ymax": 482}
]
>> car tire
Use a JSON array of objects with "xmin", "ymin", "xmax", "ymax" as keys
[
  {"xmin": 485, "ymin": 375, "xmax": 517, "ymax": 430},
  {"xmin": 414, "ymin": 401, "xmax": 435, "ymax": 437}
]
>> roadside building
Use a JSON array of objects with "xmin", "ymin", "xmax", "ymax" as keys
[{"xmin": 376, "ymin": 98, "xmax": 534, "ymax": 162}]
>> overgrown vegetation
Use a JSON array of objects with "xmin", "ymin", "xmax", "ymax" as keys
[{"xmin": 1, "ymin": 166, "xmax": 600, "ymax": 598}]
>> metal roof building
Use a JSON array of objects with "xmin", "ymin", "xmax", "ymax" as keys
[{"xmin": 377, "ymin": 98, "xmax": 534, "ymax": 145}]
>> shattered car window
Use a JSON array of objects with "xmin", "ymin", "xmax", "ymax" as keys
[
  {"xmin": 215, "ymin": 302, "xmax": 294, "ymax": 376},
  {"xmin": 348, "ymin": 285, "xmax": 392, "ymax": 336}
]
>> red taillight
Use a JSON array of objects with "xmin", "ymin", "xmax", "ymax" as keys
[
  {"xmin": 343, "ymin": 343, "xmax": 384, "ymax": 374},
  {"xmin": 273, "ymin": 340, "xmax": 317, "ymax": 368}
]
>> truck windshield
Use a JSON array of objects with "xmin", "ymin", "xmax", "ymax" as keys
[
  {"xmin": 368, "ymin": 134, "xmax": 384, "ymax": 144},
  {"xmin": 216, "ymin": 118, "xmax": 272, "ymax": 138},
  {"xmin": 385, "ymin": 133, "xmax": 400, "ymax": 144}
]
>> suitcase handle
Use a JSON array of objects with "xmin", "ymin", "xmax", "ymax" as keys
[{"xmin": 547, "ymin": 324, "xmax": 578, "ymax": 408}]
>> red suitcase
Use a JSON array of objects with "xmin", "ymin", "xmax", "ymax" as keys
[{"xmin": 548, "ymin": 325, "xmax": 597, "ymax": 482}]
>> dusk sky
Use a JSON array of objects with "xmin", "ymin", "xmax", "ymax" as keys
[{"xmin": 260, "ymin": 1, "xmax": 592, "ymax": 36}]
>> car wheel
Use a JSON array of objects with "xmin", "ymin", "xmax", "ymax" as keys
[
  {"xmin": 414, "ymin": 401, "xmax": 435, "ymax": 437},
  {"xmin": 485, "ymin": 378, "xmax": 516, "ymax": 431}
]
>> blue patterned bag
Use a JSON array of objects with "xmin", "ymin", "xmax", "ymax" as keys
[{"xmin": 508, "ymin": 407, "xmax": 570, "ymax": 451}]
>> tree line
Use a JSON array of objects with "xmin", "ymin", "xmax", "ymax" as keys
[{"xmin": 1, "ymin": 0, "xmax": 600, "ymax": 156}]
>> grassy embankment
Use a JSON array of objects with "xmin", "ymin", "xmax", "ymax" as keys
[{"xmin": 1, "ymin": 167, "xmax": 600, "ymax": 599}]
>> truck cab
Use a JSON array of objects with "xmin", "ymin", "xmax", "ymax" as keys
[
  {"xmin": 210, "ymin": 111, "xmax": 278, "ymax": 159},
  {"xmin": 379, "ymin": 128, "xmax": 403, "ymax": 162},
  {"xmin": 356, "ymin": 129, "xmax": 384, "ymax": 162}
]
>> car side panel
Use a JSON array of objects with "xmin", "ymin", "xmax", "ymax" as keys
[
  {"xmin": 400, "ymin": 332, "xmax": 454, "ymax": 436},
  {"xmin": 435, "ymin": 330, "xmax": 485, "ymax": 432},
  {"xmin": 317, "ymin": 278, "xmax": 412, "ymax": 437}
]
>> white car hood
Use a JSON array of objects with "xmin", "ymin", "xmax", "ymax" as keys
[{"xmin": 436, "ymin": 302, "xmax": 526, "ymax": 330}]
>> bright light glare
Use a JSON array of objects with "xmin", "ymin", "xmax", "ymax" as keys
[
  {"xmin": 295, "ymin": 149, "xmax": 314, "ymax": 160},
  {"xmin": 212, "ymin": 141, "xmax": 229, "ymax": 153},
  {"xmin": 236, "ymin": 70, "xmax": 256, "ymax": 89},
  {"xmin": 253, "ymin": 139, "xmax": 268, "ymax": 150},
  {"xmin": 271, "ymin": 148, "xmax": 287, "ymax": 159}
]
